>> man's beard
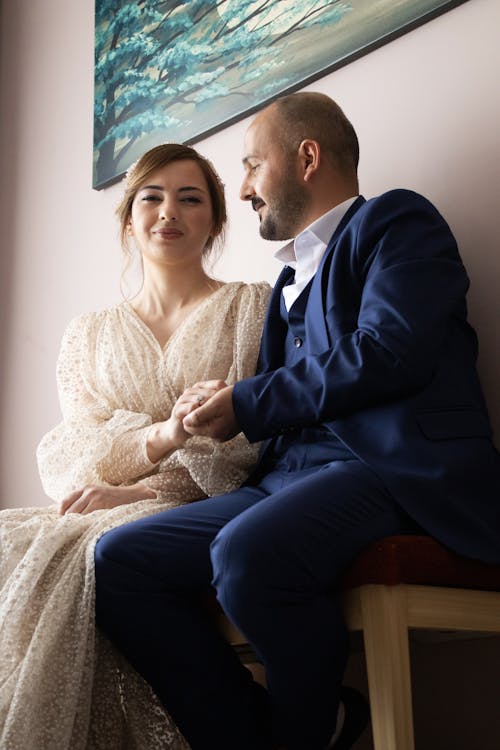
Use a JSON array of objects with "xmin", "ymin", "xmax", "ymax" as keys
[{"xmin": 259, "ymin": 169, "xmax": 310, "ymax": 241}]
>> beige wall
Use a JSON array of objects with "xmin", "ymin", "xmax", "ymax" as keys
[{"xmin": 1, "ymin": 0, "xmax": 499, "ymax": 510}]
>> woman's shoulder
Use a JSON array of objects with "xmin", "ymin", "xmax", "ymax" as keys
[
  {"xmin": 61, "ymin": 303, "xmax": 128, "ymax": 342},
  {"xmin": 223, "ymin": 280, "xmax": 272, "ymax": 307}
]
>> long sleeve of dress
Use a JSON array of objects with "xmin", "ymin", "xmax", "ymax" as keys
[
  {"xmin": 36, "ymin": 282, "xmax": 271, "ymax": 504},
  {"xmin": 36, "ymin": 313, "xmax": 156, "ymax": 501}
]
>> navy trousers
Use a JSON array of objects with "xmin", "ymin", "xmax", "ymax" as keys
[{"xmin": 94, "ymin": 457, "xmax": 420, "ymax": 750}]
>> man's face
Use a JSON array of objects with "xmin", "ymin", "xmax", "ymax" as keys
[{"xmin": 240, "ymin": 110, "xmax": 310, "ymax": 241}]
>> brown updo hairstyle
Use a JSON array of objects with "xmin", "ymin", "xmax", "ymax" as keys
[{"xmin": 116, "ymin": 143, "xmax": 227, "ymax": 266}]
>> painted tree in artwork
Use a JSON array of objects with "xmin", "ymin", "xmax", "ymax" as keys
[{"xmin": 93, "ymin": 0, "xmax": 351, "ymax": 186}]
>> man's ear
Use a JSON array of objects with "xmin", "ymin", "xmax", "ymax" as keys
[{"xmin": 298, "ymin": 139, "xmax": 320, "ymax": 182}]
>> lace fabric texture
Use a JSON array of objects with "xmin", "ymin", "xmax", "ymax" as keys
[{"xmin": 0, "ymin": 281, "xmax": 271, "ymax": 750}]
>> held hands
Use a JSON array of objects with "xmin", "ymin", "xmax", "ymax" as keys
[
  {"xmin": 171, "ymin": 380, "xmax": 230, "ymax": 440},
  {"xmin": 182, "ymin": 380, "xmax": 240, "ymax": 442},
  {"xmin": 144, "ymin": 382, "xmax": 227, "ymax": 463}
]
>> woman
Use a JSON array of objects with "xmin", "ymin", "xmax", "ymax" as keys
[{"xmin": 0, "ymin": 144, "xmax": 271, "ymax": 749}]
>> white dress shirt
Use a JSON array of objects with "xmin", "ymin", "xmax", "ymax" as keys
[{"xmin": 275, "ymin": 197, "xmax": 358, "ymax": 310}]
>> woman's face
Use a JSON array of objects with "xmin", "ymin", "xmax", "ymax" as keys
[{"xmin": 128, "ymin": 159, "xmax": 214, "ymax": 268}]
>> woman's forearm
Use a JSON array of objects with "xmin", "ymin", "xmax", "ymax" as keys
[{"xmin": 145, "ymin": 421, "xmax": 180, "ymax": 464}]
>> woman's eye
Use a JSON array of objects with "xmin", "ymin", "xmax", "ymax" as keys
[
  {"xmin": 141, "ymin": 194, "xmax": 161, "ymax": 202},
  {"xmin": 181, "ymin": 196, "xmax": 202, "ymax": 204}
]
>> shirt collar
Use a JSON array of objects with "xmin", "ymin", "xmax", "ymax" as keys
[{"xmin": 274, "ymin": 196, "xmax": 358, "ymax": 268}]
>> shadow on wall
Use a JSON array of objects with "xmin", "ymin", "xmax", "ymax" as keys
[
  {"xmin": 0, "ymin": 5, "xmax": 23, "ymax": 504},
  {"xmin": 344, "ymin": 632, "xmax": 500, "ymax": 750}
]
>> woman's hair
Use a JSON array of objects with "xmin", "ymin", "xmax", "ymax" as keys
[{"xmin": 116, "ymin": 143, "xmax": 227, "ymax": 264}]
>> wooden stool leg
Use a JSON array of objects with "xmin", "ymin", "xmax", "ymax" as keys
[{"xmin": 359, "ymin": 585, "xmax": 415, "ymax": 750}]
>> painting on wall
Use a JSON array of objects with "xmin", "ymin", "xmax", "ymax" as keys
[{"xmin": 93, "ymin": 0, "xmax": 467, "ymax": 189}]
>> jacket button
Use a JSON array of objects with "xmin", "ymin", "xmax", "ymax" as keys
[{"xmin": 293, "ymin": 337, "xmax": 303, "ymax": 348}]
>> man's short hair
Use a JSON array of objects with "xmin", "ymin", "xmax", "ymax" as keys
[{"xmin": 271, "ymin": 92, "xmax": 359, "ymax": 175}]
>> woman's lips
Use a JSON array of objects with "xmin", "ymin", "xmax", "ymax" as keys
[{"xmin": 154, "ymin": 228, "xmax": 184, "ymax": 238}]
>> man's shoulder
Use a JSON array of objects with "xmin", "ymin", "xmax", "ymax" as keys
[
  {"xmin": 355, "ymin": 189, "xmax": 441, "ymax": 221},
  {"xmin": 343, "ymin": 189, "xmax": 447, "ymax": 240}
]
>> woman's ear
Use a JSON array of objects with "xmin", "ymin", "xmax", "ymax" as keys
[{"xmin": 298, "ymin": 139, "xmax": 320, "ymax": 182}]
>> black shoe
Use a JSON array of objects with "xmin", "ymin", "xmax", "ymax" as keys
[{"xmin": 329, "ymin": 686, "xmax": 370, "ymax": 749}]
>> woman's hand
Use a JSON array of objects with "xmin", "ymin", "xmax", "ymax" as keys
[{"xmin": 59, "ymin": 482, "xmax": 157, "ymax": 516}]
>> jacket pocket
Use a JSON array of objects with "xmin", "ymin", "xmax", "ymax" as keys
[{"xmin": 416, "ymin": 408, "xmax": 492, "ymax": 441}]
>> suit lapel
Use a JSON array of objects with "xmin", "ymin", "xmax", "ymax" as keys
[
  {"xmin": 306, "ymin": 196, "xmax": 366, "ymax": 351},
  {"xmin": 257, "ymin": 265, "xmax": 294, "ymax": 373}
]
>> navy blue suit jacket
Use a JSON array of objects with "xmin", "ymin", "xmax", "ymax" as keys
[{"xmin": 233, "ymin": 190, "xmax": 500, "ymax": 563}]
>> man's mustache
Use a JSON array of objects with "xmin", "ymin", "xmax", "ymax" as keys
[{"xmin": 251, "ymin": 197, "xmax": 265, "ymax": 212}]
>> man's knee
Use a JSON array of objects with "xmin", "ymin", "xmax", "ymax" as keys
[
  {"xmin": 210, "ymin": 516, "xmax": 286, "ymax": 624},
  {"xmin": 94, "ymin": 522, "xmax": 154, "ymax": 594},
  {"xmin": 94, "ymin": 526, "xmax": 141, "ymax": 620},
  {"xmin": 94, "ymin": 526, "xmax": 122, "ymax": 579},
  {"xmin": 211, "ymin": 521, "xmax": 256, "ymax": 615}
]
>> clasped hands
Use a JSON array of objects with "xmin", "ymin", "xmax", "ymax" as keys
[
  {"xmin": 147, "ymin": 380, "xmax": 238, "ymax": 458},
  {"xmin": 176, "ymin": 379, "xmax": 239, "ymax": 442}
]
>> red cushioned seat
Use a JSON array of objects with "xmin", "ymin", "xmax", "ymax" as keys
[{"xmin": 341, "ymin": 535, "xmax": 500, "ymax": 592}]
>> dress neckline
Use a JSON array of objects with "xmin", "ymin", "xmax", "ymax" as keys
[{"xmin": 121, "ymin": 282, "xmax": 233, "ymax": 352}]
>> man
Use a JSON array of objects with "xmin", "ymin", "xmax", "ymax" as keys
[{"xmin": 95, "ymin": 93, "xmax": 500, "ymax": 750}]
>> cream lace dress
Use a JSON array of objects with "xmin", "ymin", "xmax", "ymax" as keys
[{"xmin": 0, "ymin": 281, "xmax": 271, "ymax": 750}]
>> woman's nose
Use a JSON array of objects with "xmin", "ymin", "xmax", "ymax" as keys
[{"xmin": 159, "ymin": 200, "xmax": 176, "ymax": 221}]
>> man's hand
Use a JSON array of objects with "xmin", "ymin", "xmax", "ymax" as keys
[{"xmin": 183, "ymin": 383, "xmax": 240, "ymax": 442}]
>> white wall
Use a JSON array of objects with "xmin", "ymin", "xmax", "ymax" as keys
[{"xmin": 1, "ymin": 0, "xmax": 499, "ymax": 509}]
